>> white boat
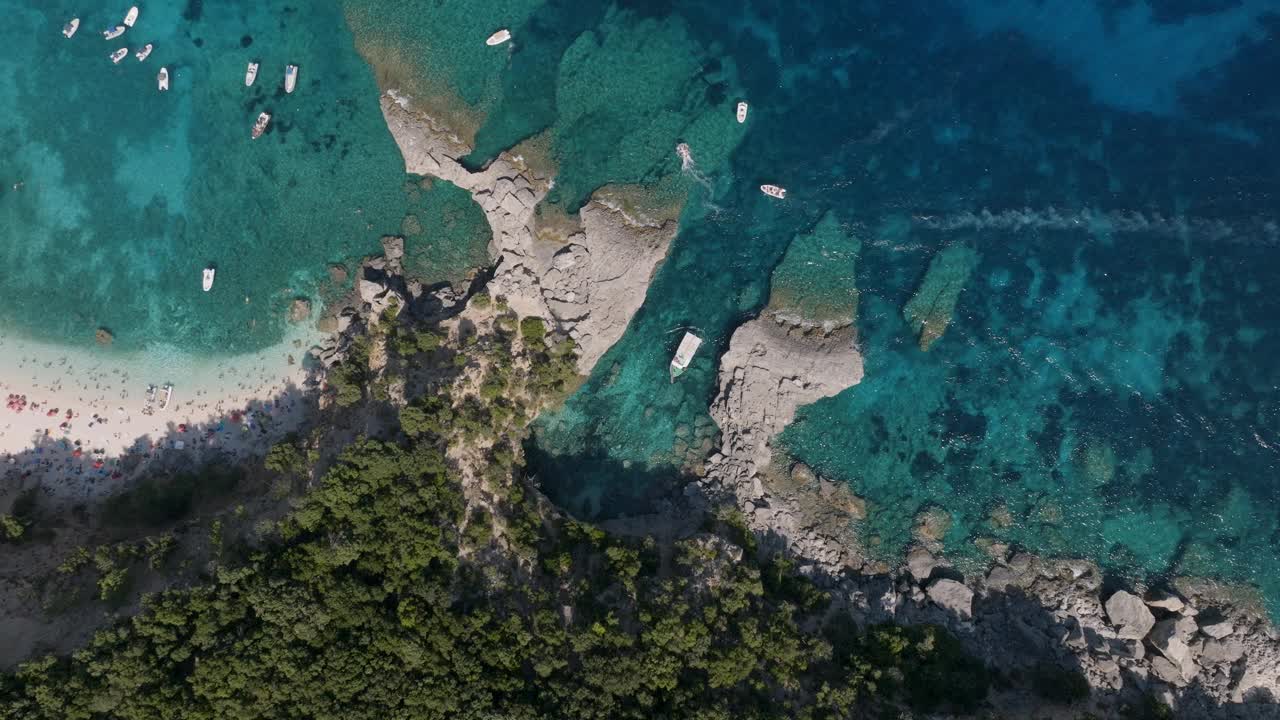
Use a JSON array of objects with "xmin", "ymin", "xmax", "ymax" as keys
[
  {"xmin": 251, "ymin": 111, "xmax": 271, "ymax": 139},
  {"xmin": 109, "ymin": 47, "xmax": 128, "ymax": 64},
  {"xmin": 245, "ymin": 61, "xmax": 259, "ymax": 87},
  {"xmin": 160, "ymin": 383, "xmax": 173, "ymax": 411},
  {"xmin": 157, "ymin": 67, "xmax": 169, "ymax": 91},
  {"xmin": 202, "ymin": 267, "xmax": 215, "ymax": 292},
  {"xmin": 669, "ymin": 332, "xmax": 703, "ymax": 382},
  {"xmin": 135, "ymin": 43, "xmax": 152, "ymax": 61},
  {"xmin": 103, "ymin": 25, "xmax": 125, "ymax": 40},
  {"xmin": 284, "ymin": 64, "xmax": 298, "ymax": 93},
  {"xmin": 144, "ymin": 385, "xmax": 157, "ymax": 404},
  {"xmin": 736, "ymin": 101, "xmax": 748, "ymax": 123},
  {"xmin": 123, "ymin": 6, "xmax": 139, "ymax": 27},
  {"xmin": 486, "ymin": 29, "xmax": 512, "ymax": 46},
  {"xmin": 760, "ymin": 184, "xmax": 787, "ymax": 199},
  {"xmin": 63, "ymin": 18, "xmax": 80, "ymax": 38}
]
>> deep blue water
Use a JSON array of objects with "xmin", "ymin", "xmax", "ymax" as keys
[{"xmin": 463, "ymin": 0, "xmax": 1280, "ymax": 613}]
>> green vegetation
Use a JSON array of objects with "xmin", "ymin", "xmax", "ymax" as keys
[{"xmin": 0, "ymin": 303, "xmax": 995, "ymax": 720}]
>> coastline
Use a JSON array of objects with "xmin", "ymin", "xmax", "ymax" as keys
[{"xmin": 0, "ymin": 324, "xmax": 320, "ymax": 504}]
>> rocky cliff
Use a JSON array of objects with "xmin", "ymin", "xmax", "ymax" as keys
[
  {"xmin": 379, "ymin": 90, "xmax": 675, "ymax": 374},
  {"xmin": 700, "ymin": 315, "xmax": 1280, "ymax": 717}
]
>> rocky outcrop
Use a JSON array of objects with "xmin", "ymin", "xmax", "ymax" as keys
[
  {"xmin": 379, "ymin": 90, "xmax": 675, "ymax": 374},
  {"xmin": 1106, "ymin": 590, "xmax": 1157, "ymax": 640},
  {"xmin": 708, "ymin": 320, "xmax": 862, "ymax": 476}
]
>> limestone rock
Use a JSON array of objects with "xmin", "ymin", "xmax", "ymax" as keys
[
  {"xmin": 289, "ymin": 298, "xmax": 312, "ymax": 323},
  {"xmin": 790, "ymin": 462, "xmax": 817, "ymax": 486},
  {"xmin": 927, "ymin": 578, "xmax": 974, "ymax": 619},
  {"xmin": 1146, "ymin": 592, "xmax": 1186, "ymax": 613},
  {"xmin": 328, "ymin": 264, "xmax": 349, "ymax": 284},
  {"xmin": 1200, "ymin": 638, "xmax": 1245, "ymax": 665},
  {"xmin": 709, "ymin": 320, "xmax": 862, "ymax": 471},
  {"xmin": 985, "ymin": 565, "xmax": 1020, "ymax": 591},
  {"xmin": 95, "ymin": 327, "xmax": 113, "ymax": 345},
  {"xmin": 1199, "ymin": 619, "xmax": 1234, "ymax": 639},
  {"xmin": 381, "ymin": 235, "xmax": 405, "ymax": 262},
  {"xmin": 1149, "ymin": 619, "xmax": 1193, "ymax": 667},
  {"xmin": 906, "ymin": 547, "xmax": 939, "ymax": 582},
  {"xmin": 1105, "ymin": 590, "xmax": 1156, "ymax": 640}
]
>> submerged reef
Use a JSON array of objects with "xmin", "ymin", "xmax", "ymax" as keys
[
  {"xmin": 902, "ymin": 243, "xmax": 979, "ymax": 351},
  {"xmin": 767, "ymin": 211, "xmax": 862, "ymax": 335}
]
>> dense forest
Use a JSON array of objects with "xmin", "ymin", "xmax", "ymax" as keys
[{"xmin": 0, "ymin": 303, "xmax": 992, "ymax": 719}]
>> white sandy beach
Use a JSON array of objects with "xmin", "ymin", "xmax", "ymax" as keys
[{"xmin": 0, "ymin": 326, "xmax": 322, "ymax": 503}]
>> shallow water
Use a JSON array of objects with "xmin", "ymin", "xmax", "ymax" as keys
[{"xmin": 0, "ymin": 0, "xmax": 488, "ymax": 354}]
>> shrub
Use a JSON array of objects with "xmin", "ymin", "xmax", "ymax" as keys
[{"xmin": 519, "ymin": 316, "xmax": 547, "ymax": 343}]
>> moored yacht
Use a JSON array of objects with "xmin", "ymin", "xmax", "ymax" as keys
[
  {"xmin": 284, "ymin": 64, "xmax": 298, "ymax": 93},
  {"xmin": 123, "ymin": 6, "xmax": 139, "ymax": 27},
  {"xmin": 736, "ymin": 101, "xmax": 748, "ymax": 123},
  {"xmin": 486, "ymin": 29, "xmax": 512, "ymax": 46},
  {"xmin": 157, "ymin": 67, "xmax": 169, "ymax": 91},
  {"xmin": 135, "ymin": 43, "xmax": 152, "ymax": 61},
  {"xmin": 62, "ymin": 18, "xmax": 80, "ymax": 38},
  {"xmin": 202, "ymin": 267, "xmax": 215, "ymax": 292},
  {"xmin": 103, "ymin": 25, "xmax": 125, "ymax": 40},
  {"xmin": 245, "ymin": 61, "xmax": 259, "ymax": 87},
  {"xmin": 251, "ymin": 111, "xmax": 271, "ymax": 139},
  {"xmin": 669, "ymin": 332, "xmax": 703, "ymax": 382},
  {"xmin": 760, "ymin": 184, "xmax": 787, "ymax": 199},
  {"xmin": 109, "ymin": 47, "xmax": 128, "ymax": 64}
]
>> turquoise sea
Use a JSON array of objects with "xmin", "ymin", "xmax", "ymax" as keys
[
  {"xmin": 8, "ymin": 0, "xmax": 1280, "ymax": 616},
  {"xmin": 0, "ymin": 0, "xmax": 488, "ymax": 353}
]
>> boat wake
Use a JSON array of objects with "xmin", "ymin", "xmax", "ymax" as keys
[
  {"xmin": 674, "ymin": 143, "xmax": 722, "ymax": 212},
  {"xmin": 912, "ymin": 207, "xmax": 1280, "ymax": 246}
]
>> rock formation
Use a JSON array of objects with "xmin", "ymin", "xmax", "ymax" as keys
[
  {"xmin": 379, "ymin": 90, "xmax": 675, "ymax": 374},
  {"xmin": 709, "ymin": 321, "xmax": 863, "ymax": 476},
  {"xmin": 902, "ymin": 243, "xmax": 979, "ymax": 351}
]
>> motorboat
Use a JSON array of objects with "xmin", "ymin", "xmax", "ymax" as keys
[
  {"xmin": 157, "ymin": 67, "xmax": 169, "ymax": 91},
  {"xmin": 144, "ymin": 385, "xmax": 157, "ymax": 404},
  {"xmin": 251, "ymin": 111, "xmax": 271, "ymax": 139},
  {"xmin": 245, "ymin": 61, "xmax": 259, "ymax": 87},
  {"xmin": 736, "ymin": 101, "xmax": 748, "ymax": 123},
  {"xmin": 202, "ymin": 267, "xmax": 215, "ymax": 292},
  {"xmin": 486, "ymin": 29, "xmax": 512, "ymax": 46},
  {"xmin": 103, "ymin": 25, "xmax": 125, "ymax": 40},
  {"xmin": 123, "ymin": 6, "xmax": 139, "ymax": 27},
  {"xmin": 135, "ymin": 43, "xmax": 152, "ymax": 61},
  {"xmin": 160, "ymin": 383, "xmax": 173, "ymax": 411},
  {"xmin": 109, "ymin": 47, "xmax": 128, "ymax": 64},
  {"xmin": 669, "ymin": 332, "xmax": 703, "ymax": 382},
  {"xmin": 760, "ymin": 184, "xmax": 787, "ymax": 199},
  {"xmin": 284, "ymin": 64, "xmax": 298, "ymax": 93},
  {"xmin": 63, "ymin": 18, "xmax": 80, "ymax": 38}
]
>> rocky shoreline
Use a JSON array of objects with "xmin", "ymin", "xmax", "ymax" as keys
[
  {"xmin": 697, "ymin": 319, "xmax": 1280, "ymax": 716},
  {"xmin": 345, "ymin": 88, "xmax": 1280, "ymax": 717}
]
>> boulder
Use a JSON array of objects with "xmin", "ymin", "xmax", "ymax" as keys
[
  {"xmin": 1199, "ymin": 619, "xmax": 1234, "ymax": 639},
  {"xmin": 1200, "ymin": 638, "xmax": 1245, "ymax": 665},
  {"xmin": 789, "ymin": 462, "xmax": 817, "ymax": 486},
  {"xmin": 906, "ymin": 547, "xmax": 939, "ymax": 582},
  {"xmin": 1149, "ymin": 619, "xmax": 1193, "ymax": 667},
  {"xmin": 1105, "ymin": 590, "xmax": 1156, "ymax": 640},
  {"xmin": 1145, "ymin": 592, "xmax": 1185, "ymax": 613},
  {"xmin": 1150, "ymin": 656, "xmax": 1187, "ymax": 687},
  {"xmin": 358, "ymin": 278, "xmax": 387, "ymax": 305},
  {"xmin": 985, "ymin": 565, "xmax": 1020, "ymax": 591},
  {"xmin": 926, "ymin": 578, "xmax": 974, "ymax": 619},
  {"xmin": 381, "ymin": 235, "xmax": 405, "ymax": 262},
  {"xmin": 95, "ymin": 327, "xmax": 113, "ymax": 345},
  {"xmin": 289, "ymin": 298, "xmax": 312, "ymax": 323},
  {"xmin": 328, "ymin": 264, "xmax": 349, "ymax": 283}
]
